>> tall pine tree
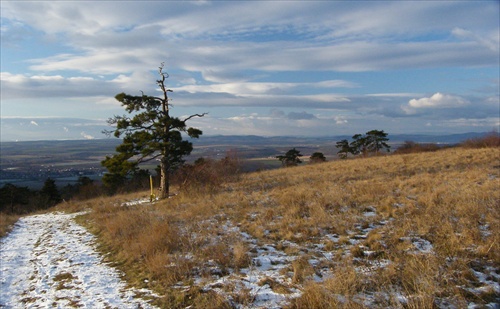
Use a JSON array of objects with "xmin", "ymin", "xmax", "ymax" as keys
[{"xmin": 102, "ymin": 64, "xmax": 206, "ymax": 199}]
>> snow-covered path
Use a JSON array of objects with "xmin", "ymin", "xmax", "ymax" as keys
[{"xmin": 0, "ymin": 212, "xmax": 158, "ymax": 308}]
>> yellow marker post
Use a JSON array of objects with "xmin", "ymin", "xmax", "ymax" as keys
[{"xmin": 149, "ymin": 175, "xmax": 156, "ymax": 202}]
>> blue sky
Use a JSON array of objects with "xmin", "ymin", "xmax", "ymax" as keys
[{"xmin": 1, "ymin": 0, "xmax": 499, "ymax": 141}]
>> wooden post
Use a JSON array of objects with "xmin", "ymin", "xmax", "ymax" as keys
[{"xmin": 149, "ymin": 175, "xmax": 156, "ymax": 202}]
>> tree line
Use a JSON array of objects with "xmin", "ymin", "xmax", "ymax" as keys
[
  {"xmin": 335, "ymin": 130, "xmax": 390, "ymax": 158},
  {"xmin": 275, "ymin": 130, "xmax": 391, "ymax": 167},
  {"xmin": 1, "ymin": 177, "xmax": 77, "ymax": 214}
]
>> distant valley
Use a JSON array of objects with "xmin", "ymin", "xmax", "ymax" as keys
[{"xmin": 0, "ymin": 132, "xmax": 489, "ymax": 189}]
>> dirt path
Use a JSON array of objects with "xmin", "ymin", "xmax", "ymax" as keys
[{"xmin": 0, "ymin": 212, "xmax": 157, "ymax": 308}]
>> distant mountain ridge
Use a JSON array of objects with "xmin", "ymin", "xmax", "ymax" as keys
[
  {"xmin": 0, "ymin": 117, "xmax": 494, "ymax": 143},
  {"xmin": 0, "ymin": 132, "xmax": 492, "ymax": 146}
]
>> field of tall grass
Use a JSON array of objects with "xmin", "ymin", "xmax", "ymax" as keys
[{"xmin": 47, "ymin": 145, "xmax": 500, "ymax": 307}]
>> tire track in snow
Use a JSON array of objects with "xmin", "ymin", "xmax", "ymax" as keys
[{"xmin": 1, "ymin": 212, "xmax": 158, "ymax": 308}]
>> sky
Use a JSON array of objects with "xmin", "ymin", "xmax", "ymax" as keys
[{"xmin": 1, "ymin": 0, "xmax": 499, "ymax": 141}]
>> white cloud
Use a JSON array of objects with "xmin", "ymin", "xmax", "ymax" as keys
[
  {"xmin": 334, "ymin": 116, "xmax": 348, "ymax": 125},
  {"xmin": 301, "ymin": 94, "xmax": 351, "ymax": 103},
  {"xmin": 366, "ymin": 93, "xmax": 420, "ymax": 98},
  {"xmin": 432, "ymin": 118, "xmax": 500, "ymax": 129},
  {"xmin": 30, "ymin": 75, "xmax": 64, "ymax": 81},
  {"xmin": 173, "ymin": 80, "xmax": 355, "ymax": 97},
  {"xmin": 403, "ymin": 93, "xmax": 470, "ymax": 114},
  {"xmin": 80, "ymin": 132, "xmax": 95, "ymax": 140},
  {"xmin": 0, "ymin": 72, "xmax": 125, "ymax": 100},
  {"xmin": 409, "ymin": 93, "xmax": 469, "ymax": 108},
  {"xmin": 1, "ymin": 72, "xmax": 27, "ymax": 83},
  {"xmin": 452, "ymin": 27, "xmax": 499, "ymax": 52}
]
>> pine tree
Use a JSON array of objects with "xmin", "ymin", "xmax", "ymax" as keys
[
  {"xmin": 102, "ymin": 63, "xmax": 206, "ymax": 199},
  {"xmin": 40, "ymin": 178, "xmax": 61, "ymax": 207},
  {"xmin": 335, "ymin": 139, "xmax": 351, "ymax": 159},
  {"xmin": 276, "ymin": 148, "xmax": 303, "ymax": 167},
  {"xmin": 350, "ymin": 134, "xmax": 369, "ymax": 157},
  {"xmin": 365, "ymin": 130, "xmax": 391, "ymax": 154},
  {"xmin": 310, "ymin": 152, "xmax": 326, "ymax": 163}
]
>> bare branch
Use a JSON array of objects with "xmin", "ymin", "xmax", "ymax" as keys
[
  {"xmin": 137, "ymin": 153, "xmax": 162, "ymax": 164},
  {"xmin": 183, "ymin": 113, "xmax": 208, "ymax": 122},
  {"xmin": 102, "ymin": 129, "xmax": 114, "ymax": 137}
]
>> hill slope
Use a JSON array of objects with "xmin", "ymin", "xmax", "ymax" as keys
[{"xmin": 3, "ymin": 147, "xmax": 499, "ymax": 308}]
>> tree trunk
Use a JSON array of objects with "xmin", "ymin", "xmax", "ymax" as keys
[{"xmin": 158, "ymin": 157, "xmax": 169, "ymax": 199}]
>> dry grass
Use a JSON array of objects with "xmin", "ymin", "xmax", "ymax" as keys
[
  {"xmin": 0, "ymin": 212, "xmax": 21, "ymax": 237},
  {"xmin": 461, "ymin": 131, "xmax": 500, "ymax": 148},
  {"xmin": 59, "ymin": 146, "xmax": 499, "ymax": 308}
]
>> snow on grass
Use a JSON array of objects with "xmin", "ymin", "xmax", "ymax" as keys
[
  {"xmin": 2, "ymin": 199, "xmax": 499, "ymax": 308},
  {"xmin": 121, "ymin": 197, "xmax": 153, "ymax": 207},
  {"xmin": 189, "ymin": 219, "xmax": 300, "ymax": 308},
  {"xmin": 400, "ymin": 236, "xmax": 434, "ymax": 254},
  {"xmin": 0, "ymin": 212, "xmax": 158, "ymax": 308}
]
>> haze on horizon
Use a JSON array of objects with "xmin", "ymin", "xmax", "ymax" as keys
[{"xmin": 1, "ymin": 1, "xmax": 499, "ymax": 141}]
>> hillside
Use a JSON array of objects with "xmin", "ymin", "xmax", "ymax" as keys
[
  {"xmin": 1, "ymin": 132, "xmax": 492, "ymax": 189},
  {"xmin": 2, "ymin": 146, "xmax": 499, "ymax": 308}
]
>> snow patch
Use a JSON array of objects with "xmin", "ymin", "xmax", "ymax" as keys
[{"xmin": 0, "ymin": 212, "xmax": 158, "ymax": 308}]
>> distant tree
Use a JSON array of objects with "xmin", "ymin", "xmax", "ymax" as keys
[
  {"xmin": 276, "ymin": 148, "xmax": 303, "ymax": 167},
  {"xmin": 337, "ymin": 130, "xmax": 391, "ymax": 158},
  {"xmin": 102, "ymin": 63, "xmax": 206, "ymax": 199},
  {"xmin": 77, "ymin": 176, "xmax": 93, "ymax": 187},
  {"xmin": 335, "ymin": 139, "xmax": 351, "ymax": 159},
  {"xmin": 40, "ymin": 178, "xmax": 62, "ymax": 208},
  {"xmin": 350, "ymin": 134, "xmax": 369, "ymax": 157},
  {"xmin": 0, "ymin": 183, "xmax": 32, "ymax": 213},
  {"xmin": 394, "ymin": 141, "xmax": 440, "ymax": 154},
  {"xmin": 70, "ymin": 176, "xmax": 103, "ymax": 200},
  {"xmin": 365, "ymin": 130, "xmax": 391, "ymax": 154},
  {"xmin": 309, "ymin": 152, "xmax": 326, "ymax": 163}
]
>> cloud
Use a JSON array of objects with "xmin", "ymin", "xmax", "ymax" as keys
[
  {"xmin": 399, "ymin": 93, "xmax": 500, "ymax": 121},
  {"xmin": 173, "ymin": 80, "xmax": 355, "ymax": 97},
  {"xmin": 452, "ymin": 27, "xmax": 499, "ymax": 52},
  {"xmin": 0, "ymin": 118, "xmax": 110, "ymax": 141},
  {"xmin": 1, "ymin": 1, "xmax": 498, "ymax": 137},
  {"xmin": 0, "ymin": 71, "xmax": 145, "ymax": 100},
  {"xmin": 80, "ymin": 132, "xmax": 95, "ymax": 140},
  {"xmin": 334, "ymin": 116, "xmax": 348, "ymax": 125},
  {"xmin": 287, "ymin": 111, "xmax": 316, "ymax": 120},
  {"xmin": 3, "ymin": 1, "xmax": 498, "ymax": 77},
  {"xmin": 270, "ymin": 109, "xmax": 286, "ymax": 118},
  {"xmin": 403, "ymin": 93, "xmax": 469, "ymax": 115}
]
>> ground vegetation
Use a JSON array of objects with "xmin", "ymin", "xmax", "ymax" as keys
[{"xmin": 57, "ymin": 143, "xmax": 499, "ymax": 308}]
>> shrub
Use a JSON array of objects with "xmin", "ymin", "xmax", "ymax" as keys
[
  {"xmin": 173, "ymin": 152, "xmax": 241, "ymax": 193},
  {"xmin": 460, "ymin": 131, "xmax": 500, "ymax": 148},
  {"xmin": 394, "ymin": 141, "xmax": 441, "ymax": 154},
  {"xmin": 309, "ymin": 152, "xmax": 326, "ymax": 164}
]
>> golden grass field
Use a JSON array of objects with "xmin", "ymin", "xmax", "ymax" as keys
[{"xmin": 4, "ymin": 145, "xmax": 499, "ymax": 308}]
